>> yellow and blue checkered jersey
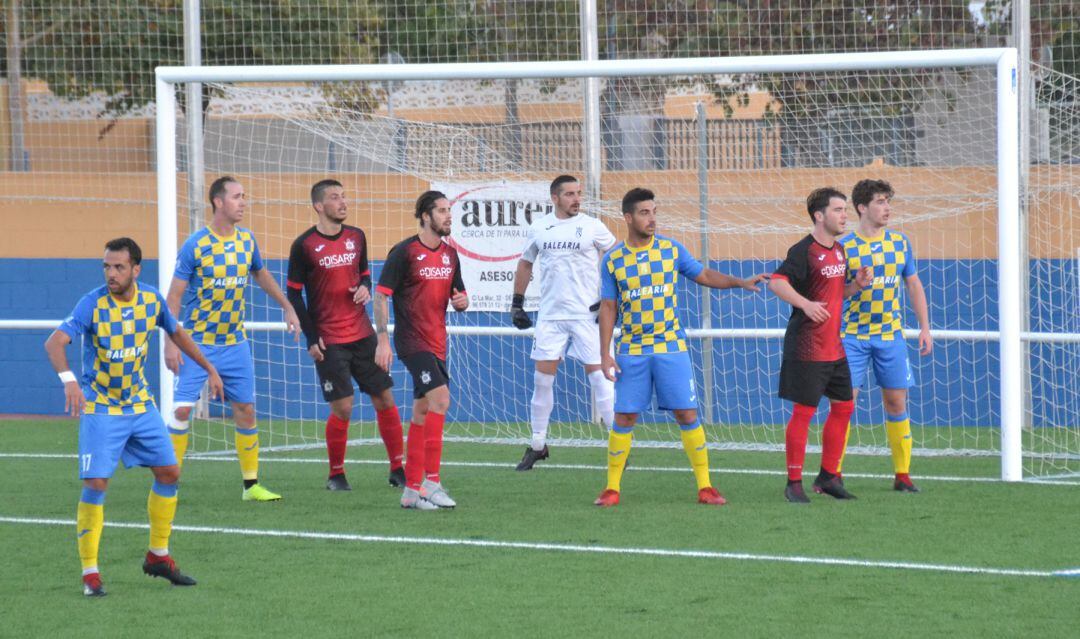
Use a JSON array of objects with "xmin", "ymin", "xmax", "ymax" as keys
[
  {"xmin": 58, "ymin": 283, "xmax": 178, "ymax": 416},
  {"xmin": 175, "ymin": 226, "xmax": 263, "ymax": 345},
  {"xmin": 840, "ymin": 229, "xmax": 916, "ymax": 340},
  {"xmin": 600, "ymin": 235, "xmax": 704, "ymax": 355}
]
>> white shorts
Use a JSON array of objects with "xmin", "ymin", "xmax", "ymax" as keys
[{"xmin": 531, "ymin": 319, "xmax": 602, "ymax": 365}]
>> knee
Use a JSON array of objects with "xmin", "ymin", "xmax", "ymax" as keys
[
  {"xmin": 84, "ymin": 478, "xmax": 109, "ymax": 492},
  {"xmin": 154, "ymin": 465, "xmax": 180, "ymax": 484},
  {"xmin": 673, "ymin": 409, "xmax": 698, "ymax": 426},
  {"xmin": 330, "ymin": 398, "xmax": 353, "ymax": 420},
  {"xmin": 830, "ymin": 399, "xmax": 855, "ymax": 418},
  {"xmin": 429, "ymin": 394, "xmax": 450, "ymax": 414},
  {"xmin": 370, "ymin": 389, "xmax": 395, "ymax": 411}
]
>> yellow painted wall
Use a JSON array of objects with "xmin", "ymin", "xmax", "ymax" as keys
[{"xmin": 1, "ymin": 167, "xmax": 1076, "ymax": 260}]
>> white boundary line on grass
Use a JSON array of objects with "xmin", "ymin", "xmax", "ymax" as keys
[
  {"xmin": 3, "ymin": 452, "xmax": 1080, "ymax": 485},
  {"xmin": 0, "ymin": 515, "xmax": 1063, "ymax": 580}
]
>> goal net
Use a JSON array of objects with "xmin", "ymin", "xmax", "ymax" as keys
[{"xmin": 155, "ymin": 51, "xmax": 1078, "ymax": 480}]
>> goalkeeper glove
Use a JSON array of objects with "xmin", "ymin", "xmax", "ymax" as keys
[
  {"xmin": 510, "ymin": 293, "xmax": 532, "ymax": 330},
  {"xmin": 589, "ymin": 301, "xmax": 601, "ymax": 324}
]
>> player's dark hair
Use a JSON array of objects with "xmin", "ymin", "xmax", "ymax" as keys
[
  {"xmin": 415, "ymin": 190, "xmax": 448, "ymax": 222},
  {"xmin": 311, "ymin": 179, "xmax": 344, "ymax": 205},
  {"xmin": 851, "ymin": 179, "xmax": 894, "ymax": 217},
  {"xmin": 208, "ymin": 176, "xmax": 239, "ymax": 212},
  {"xmin": 550, "ymin": 175, "xmax": 579, "ymax": 196},
  {"xmin": 621, "ymin": 187, "xmax": 655, "ymax": 214},
  {"xmin": 806, "ymin": 187, "xmax": 846, "ymax": 224},
  {"xmin": 104, "ymin": 237, "xmax": 142, "ymax": 265}
]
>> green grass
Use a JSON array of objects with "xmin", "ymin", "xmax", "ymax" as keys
[{"xmin": 3, "ymin": 418, "xmax": 1080, "ymax": 637}]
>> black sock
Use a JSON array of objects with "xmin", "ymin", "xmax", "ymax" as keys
[{"xmin": 243, "ymin": 479, "xmax": 257, "ymax": 489}]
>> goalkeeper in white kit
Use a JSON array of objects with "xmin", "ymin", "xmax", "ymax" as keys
[{"xmin": 510, "ymin": 175, "xmax": 617, "ymax": 470}]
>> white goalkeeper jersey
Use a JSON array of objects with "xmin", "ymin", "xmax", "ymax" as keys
[{"xmin": 520, "ymin": 212, "xmax": 617, "ymax": 321}]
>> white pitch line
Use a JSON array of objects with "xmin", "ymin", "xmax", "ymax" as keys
[
  {"xmin": 4, "ymin": 452, "xmax": 1078, "ymax": 485},
  {"xmin": 0, "ymin": 515, "xmax": 1059, "ymax": 580}
]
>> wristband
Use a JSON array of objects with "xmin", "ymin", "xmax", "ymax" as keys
[
  {"xmin": 58, "ymin": 371, "xmax": 77, "ymax": 384},
  {"xmin": 511, "ymin": 293, "xmax": 526, "ymax": 309}
]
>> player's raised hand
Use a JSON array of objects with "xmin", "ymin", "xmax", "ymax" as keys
[
  {"xmin": 164, "ymin": 339, "xmax": 183, "ymax": 374},
  {"xmin": 283, "ymin": 306, "xmax": 302, "ymax": 342},
  {"xmin": 375, "ymin": 339, "xmax": 393, "ymax": 372},
  {"xmin": 308, "ymin": 337, "xmax": 326, "ymax": 362},
  {"xmin": 742, "ymin": 273, "xmax": 770, "ymax": 292},
  {"xmin": 801, "ymin": 300, "xmax": 830, "ymax": 323},
  {"xmin": 919, "ymin": 328, "xmax": 933, "ymax": 356},
  {"xmin": 350, "ymin": 284, "xmax": 371, "ymax": 306},
  {"xmin": 63, "ymin": 380, "xmax": 85, "ymax": 417},
  {"xmin": 855, "ymin": 266, "xmax": 874, "ymax": 290},
  {"xmin": 206, "ymin": 369, "xmax": 224, "ymax": 401},
  {"xmin": 451, "ymin": 288, "xmax": 469, "ymax": 312},
  {"xmin": 601, "ymin": 352, "xmax": 620, "ymax": 382}
]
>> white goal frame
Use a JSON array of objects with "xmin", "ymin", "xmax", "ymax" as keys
[{"xmin": 153, "ymin": 48, "xmax": 1022, "ymax": 480}]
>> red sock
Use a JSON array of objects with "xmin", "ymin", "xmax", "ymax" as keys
[
  {"xmin": 424, "ymin": 411, "xmax": 445, "ymax": 484},
  {"xmin": 821, "ymin": 400, "xmax": 854, "ymax": 475},
  {"xmin": 785, "ymin": 404, "xmax": 816, "ymax": 481},
  {"xmin": 376, "ymin": 406, "xmax": 405, "ymax": 470},
  {"xmin": 325, "ymin": 414, "xmax": 349, "ymax": 477},
  {"xmin": 405, "ymin": 422, "xmax": 426, "ymax": 490}
]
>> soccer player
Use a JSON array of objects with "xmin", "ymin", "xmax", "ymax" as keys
[
  {"xmin": 839, "ymin": 179, "xmax": 932, "ymax": 492},
  {"xmin": 44, "ymin": 237, "xmax": 224, "ymax": 597},
  {"xmin": 595, "ymin": 188, "xmax": 767, "ymax": 507},
  {"xmin": 768, "ymin": 187, "xmax": 871, "ymax": 503},
  {"xmin": 510, "ymin": 175, "xmax": 617, "ymax": 470},
  {"xmin": 287, "ymin": 179, "xmax": 406, "ymax": 491},
  {"xmin": 374, "ymin": 190, "xmax": 468, "ymax": 510},
  {"xmin": 165, "ymin": 176, "xmax": 300, "ymax": 502}
]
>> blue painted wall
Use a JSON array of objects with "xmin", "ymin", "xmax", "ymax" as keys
[{"xmin": 3, "ymin": 257, "xmax": 1076, "ymax": 428}]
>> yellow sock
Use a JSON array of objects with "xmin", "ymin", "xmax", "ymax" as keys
[
  {"xmin": 147, "ymin": 482, "xmax": 178, "ymax": 553},
  {"xmin": 606, "ymin": 429, "xmax": 633, "ymax": 492},
  {"xmin": 886, "ymin": 414, "xmax": 912, "ymax": 474},
  {"xmin": 679, "ymin": 423, "xmax": 711, "ymax": 490},
  {"xmin": 837, "ymin": 422, "xmax": 852, "ymax": 474},
  {"xmin": 235, "ymin": 428, "xmax": 259, "ymax": 481},
  {"xmin": 168, "ymin": 416, "xmax": 189, "ymax": 469},
  {"xmin": 77, "ymin": 488, "xmax": 106, "ymax": 573}
]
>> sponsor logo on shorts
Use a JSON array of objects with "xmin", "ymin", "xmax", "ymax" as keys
[
  {"xmin": 421, "ymin": 370, "xmax": 431, "ymax": 384},
  {"xmin": 323, "ymin": 381, "xmax": 333, "ymax": 392}
]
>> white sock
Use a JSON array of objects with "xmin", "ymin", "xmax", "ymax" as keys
[
  {"xmin": 530, "ymin": 370, "xmax": 556, "ymax": 450},
  {"xmin": 588, "ymin": 370, "xmax": 615, "ymax": 429}
]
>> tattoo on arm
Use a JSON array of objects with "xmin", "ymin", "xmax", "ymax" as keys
[{"xmin": 374, "ymin": 293, "xmax": 390, "ymax": 334}]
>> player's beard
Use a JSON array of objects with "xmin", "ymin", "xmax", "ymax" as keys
[{"xmin": 430, "ymin": 219, "xmax": 451, "ymax": 237}]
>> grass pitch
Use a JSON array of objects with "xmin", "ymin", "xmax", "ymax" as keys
[{"xmin": 2, "ymin": 418, "xmax": 1079, "ymax": 637}]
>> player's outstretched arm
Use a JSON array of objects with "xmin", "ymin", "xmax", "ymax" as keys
[
  {"xmin": 694, "ymin": 269, "xmax": 769, "ymax": 292},
  {"xmin": 163, "ymin": 277, "xmax": 189, "ymax": 374},
  {"xmin": 252, "ymin": 267, "xmax": 301, "ymax": 341},
  {"xmin": 769, "ymin": 277, "xmax": 829, "ymax": 323},
  {"xmin": 905, "ymin": 274, "xmax": 933, "ymax": 355},
  {"xmin": 44, "ymin": 330, "xmax": 85, "ymax": 417},
  {"xmin": 373, "ymin": 291, "xmax": 393, "ymax": 371},
  {"xmin": 169, "ymin": 328, "xmax": 223, "ymax": 400}
]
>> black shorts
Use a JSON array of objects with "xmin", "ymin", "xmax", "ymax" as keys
[
  {"xmin": 315, "ymin": 335, "xmax": 394, "ymax": 402},
  {"xmin": 778, "ymin": 358, "xmax": 853, "ymax": 407},
  {"xmin": 401, "ymin": 351, "xmax": 449, "ymax": 399}
]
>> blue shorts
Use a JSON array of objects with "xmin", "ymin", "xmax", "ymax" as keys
[
  {"xmin": 78, "ymin": 407, "xmax": 177, "ymax": 478},
  {"xmin": 174, "ymin": 341, "xmax": 255, "ymax": 405},
  {"xmin": 843, "ymin": 335, "xmax": 914, "ymax": 390},
  {"xmin": 614, "ymin": 351, "xmax": 698, "ymax": 414}
]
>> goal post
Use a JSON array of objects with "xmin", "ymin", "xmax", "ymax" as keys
[{"xmin": 154, "ymin": 48, "xmax": 1027, "ymax": 480}]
